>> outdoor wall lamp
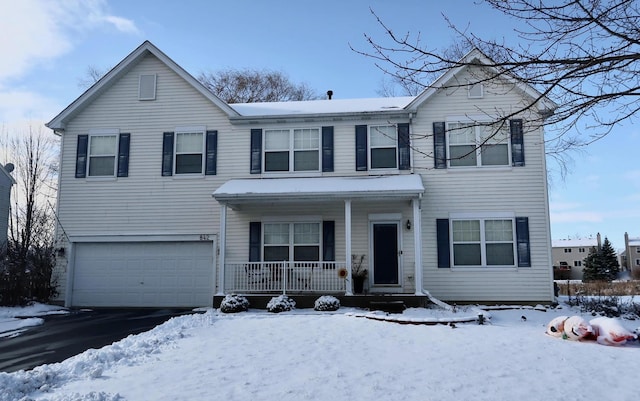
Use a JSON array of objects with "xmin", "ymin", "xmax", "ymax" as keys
[{"xmin": 406, "ymin": 219, "xmax": 411, "ymax": 230}]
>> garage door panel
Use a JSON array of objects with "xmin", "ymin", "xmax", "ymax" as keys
[{"xmin": 73, "ymin": 241, "xmax": 214, "ymax": 307}]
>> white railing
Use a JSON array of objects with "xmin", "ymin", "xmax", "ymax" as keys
[{"xmin": 224, "ymin": 261, "xmax": 347, "ymax": 293}]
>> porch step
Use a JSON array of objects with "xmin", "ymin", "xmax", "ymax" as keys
[{"xmin": 368, "ymin": 300, "xmax": 406, "ymax": 314}]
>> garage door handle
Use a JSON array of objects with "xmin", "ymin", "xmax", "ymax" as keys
[{"xmin": 140, "ymin": 281, "xmax": 144, "ymax": 285}]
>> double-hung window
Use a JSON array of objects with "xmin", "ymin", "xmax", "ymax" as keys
[
  {"xmin": 264, "ymin": 128, "xmax": 320, "ymax": 172},
  {"xmin": 175, "ymin": 130, "xmax": 204, "ymax": 174},
  {"xmin": 263, "ymin": 222, "xmax": 320, "ymax": 261},
  {"xmin": 447, "ymin": 122, "xmax": 510, "ymax": 167},
  {"xmin": 451, "ymin": 218, "xmax": 516, "ymax": 267},
  {"xmin": 88, "ymin": 134, "xmax": 117, "ymax": 176},
  {"xmin": 370, "ymin": 125, "xmax": 397, "ymax": 169}
]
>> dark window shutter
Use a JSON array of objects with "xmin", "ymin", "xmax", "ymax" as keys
[
  {"xmin": 515, "ymin": 217, "xmax": 531, "ymax": 267},
  {"xmin": 75, "ymin": 135, "xmax": 88, "ymax": 178},
  {"xmin": 250, "ymin": 129, "xmax": 262, "ymax": 174},
  {"xmin": 510, "ymin": 119, "xmax": 525, "ymax": 167},
  {"xmin": 398, "ymin": 123, "xmax": 410, "ymax": 170},
  {"xmin": 322, "ymin": 126, "xmax": 334, "ymax": 172},
  {"xmin": 249, "ymin": 222, "xmax": 261, "ymax": 262},
  {"xmin": 355, "ymin": 125, "xmax": 368, "ymax": 171},
  {"xmin": 433, "ymin": 122, "xmax": 446, "ymax": 169},
  {"xmin": 205, "ymin": 130, "xmax": 217, "ymax": 175},
  {"xmin": 436, "ymin": 218, "xmax": 451, "ymax": 268},
  {"xmin": 162, "ymin": 132, "xmax": 174, "ymax": 176},
  {"xmin": 323, "ymin": 221, "xmax": 335, "ymax": 261},
  {"xmin": 117, "ymin": 133, "xmax": 130, "ymax": 178}
]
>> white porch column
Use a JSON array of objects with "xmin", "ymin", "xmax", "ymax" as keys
[
  {"xmin": 345, "ymin": 199, "xmax": 353, "ymax": 295},
  {"xmin": 412, "ymin": 197, "xmax": 424, "ymax": 295},
  {"xmin": 216, "ymin": 204, "xmax": 227, "ymax": 295}
]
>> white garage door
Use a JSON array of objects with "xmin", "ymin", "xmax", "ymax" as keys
[{"xmin": 72, "ymin": 241, "xmax": 214, "ymax": 307}]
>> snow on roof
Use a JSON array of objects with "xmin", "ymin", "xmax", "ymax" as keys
[
  {"xmin": 628, "ymin": 237, "xmax": 640, "ymax": 246},
  {"xmin": 213, "ymin": 175, "xmax": 424, "ymax": 203},
  {"xmin": 552, "ymin": 238, "xmax": 599, "ymax": 248},
  {"xmin": 229, "ymin": 97, "xmax": 416, "ymax": 117}
]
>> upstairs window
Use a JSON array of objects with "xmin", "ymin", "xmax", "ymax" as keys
[
  {"xmin": 564, "ymin": 248, "xmax": 572, "ymax": 253},
  {"xmin": 88, "ymin": 135, "xmax": 117, "ymax": 176},
  {"xmin": 447, "ymin": 122, "xmax": 510, "ymax": 167},
  {"xmin": 370, "ymin": 125, "xmax": 397, "ymax": 169},
  {"xmin": 264, "ymin": 128, "xmax": 320, "ymax": 172},
  {"xmin": 175, "ymin": 131, "xmax": 204, "ymax": 174}
]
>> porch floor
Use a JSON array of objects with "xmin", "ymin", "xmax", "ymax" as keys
[{"xmin": 213, "ymin": 294, "xmax": 432, "ymax": 311}]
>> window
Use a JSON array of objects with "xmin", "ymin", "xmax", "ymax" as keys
[
  {"xmin": 370, "ymin": 125, "xmax": 397, "ymax": 169},
  {"xmin": 88, "ymin": 135, "xmax": 117, "ymax": 176},
  {"xmin": 564, "ymin": 248, "xmax": 572, "ymax": 253},
  {"xmin": 447, "ymin": 122, "xmax": 510, "ymax": 167},
  {"xmin": 636, "ymin": 247, "xmax": 640, "ymax": 253},
  {"xmin": 578, "ymin": 247, "xmax": 586, "ymax": 252},
  {"xmin": 451, "ymin": 218, "xmax": 515, "ymax": 267},
  {"xmin": 264, "ymin": 128, "xmax": 320, "ymax": 172},
  {"xmin": 175, "ymin": 131, "xmax": 204, "ymax": 174},
  {"xmin": 574, "ymin": 261, "xmax": 582, "ymax": 267},
  {"xmin": 636, "ymin": 259, "xmax": 640, "ymax": 266},
  {"xmin": 263, "ymin": 222, "xmax": 320, "ymax": 261}
]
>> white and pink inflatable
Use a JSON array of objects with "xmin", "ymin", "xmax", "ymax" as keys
[{"xmin": 546, "ymin": 315, "xmax": 637, "ymax": 346}]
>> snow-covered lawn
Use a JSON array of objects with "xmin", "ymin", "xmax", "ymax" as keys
[
  {"xmin": 0, "ymin": 303, "xmax": 68, "ymax": 338},
  {"xmin": 1, "ymin": 299, "xmax": 639, "ymax": 401}
]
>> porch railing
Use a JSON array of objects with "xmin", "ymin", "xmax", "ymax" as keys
[{"xmin": 224, "ymin": 261, "xmax": 347, "ymax": 293}]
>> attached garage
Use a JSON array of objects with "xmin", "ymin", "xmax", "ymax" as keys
[{"xmin": 71, "ymin": 241, "xmax": 215, "ymax": 307}]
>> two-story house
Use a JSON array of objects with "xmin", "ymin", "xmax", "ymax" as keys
[
  {"xmin": 551, "ymin": 235, "xmax": 601, "ymax": 280},
  {"xmin": 623, "ymin": 232, "xmax": 640, "ymax": 274},
  {"xmin": 46, "ymin": 41, "xmax": 556, "ymax": 308}
]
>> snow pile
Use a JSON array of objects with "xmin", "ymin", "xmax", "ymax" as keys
[
  {"xmin": 1, "ymin": 300, "xmax": 639, "ymax": 401},
  {"xmin": 0, "ymin": 303, "xmax": 68, "ymax": 338}
]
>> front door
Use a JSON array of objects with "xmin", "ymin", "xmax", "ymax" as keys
[{"xmin": 372, "ymin": 222, "xmax": 399, "ymax": 286}]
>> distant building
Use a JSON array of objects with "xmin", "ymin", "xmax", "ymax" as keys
[
  {"xmin": 551, "ymin": 234, "xmax": 601, "ymax": 280},
  {"xmin": 0, "ymin": 163, "xmax": 16, "ymax": 248},
  {"xmin": 623, "ymin": 232, "xmax": 640, "ymax": 274}
]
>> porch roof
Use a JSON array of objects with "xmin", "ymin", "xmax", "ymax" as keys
[{"xmin": 213, "ymin": 175, "xmax": 424, "ymax": 205}]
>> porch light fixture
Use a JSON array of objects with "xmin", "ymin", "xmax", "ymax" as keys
[{"xmin": 406, "ymin": 219, "xmax": 411, "ymax": 230}]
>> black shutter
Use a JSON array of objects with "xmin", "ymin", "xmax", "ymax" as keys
[
  {"xmin": 355, "ymin": 125, "xmax": 367, "ymax": 171},
  {"xmin": 205, "ymin": 130, "xmax": 218, "ymax": 175},
  {"xmin": 436, "ymin": 218, "xmax": 451, "ymax": 268},
  {"xmin": 322, "ymin": 126, "xmax": 334, "ymax": 172},
  {"xmin": 398, "ymin": 123, "xmax": 410, "ymax": 170},
  {"xmin": 162, "ymin": 132, "xmax": 174, "ymax": 176},
  {"xmin": 249, "ymin": 222, "xmax": 261, "ymax": 262},
  {"xmin": 515, "ymin": 217, "xmax": 531, "ymax": 267},
  {"xmin": 250, "ymin": 129, "xmax": 262, "ymax": 174},
  {"xmin": 116, "ymin": 133, "xmax": 130, "ymax": 177},
  {"xmin": 433, "ymin": 122, "xmax": 447, "ymax": 169},
  {"xmin": 510, "ymin": 119, "xmax": 525, "ymax": 167},
  {"xmin": 323, "ymin": 221, "xmax": 335, "ymax": 261},
  {"xmin": 75, "ymin": 135, "xmax": 88, "ymax": 178}
]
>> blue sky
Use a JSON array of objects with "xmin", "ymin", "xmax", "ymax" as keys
[{"xmin": 1, "ymin": 0, "xmax": 638, "ymax": 249}]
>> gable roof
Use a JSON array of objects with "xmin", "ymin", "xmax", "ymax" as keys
[
  {"xmin": 406, "ymin": 49, "xmax": 557, "ymax": 114},
  {"xmin": 46, "ymin": 41, "xmax": 239, "ymax": 131}
]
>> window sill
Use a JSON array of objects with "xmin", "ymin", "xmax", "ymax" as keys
[
  {"xmin": 170, "ymin": 174, "xmax": 206, "ymax": 180},
  {"xmin": 446, "ymin": 166, "xmax": 513, "ymax": 172},
  {"xmin": 261, "ymin": 171, "xmax": 323, "ymax": 178},
  {"xmin": 84, "ymin": 176, "xmax": 118, "ymax": 182},
  {"xmin": 448, "ymin": 266, "xmax": 523, "ymax": 271}
]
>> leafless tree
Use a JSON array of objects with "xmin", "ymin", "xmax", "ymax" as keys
[
  {"xmin": 198, "ymin": 68, "xmax": 320, "ymax": 103},
  {"xmin": 77, "ymin": 65, "xmax": 110, "ymax": 90},
  {"xmin": 354, "ymin": 0, "xmax": 640, "ymax": 165}
]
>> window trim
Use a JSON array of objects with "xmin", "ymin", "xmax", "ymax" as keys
[
  {"xmin": 445, "ymin": 120, "xmax": 511, "ymax": 168},
  {"xmin": 467, "ymin": 80, "xmax": 484, "ymax": 99},
  {"xmin": 262, "ymin": 220, "xmax": 323, "ymax": 262},
  {"xmin": 139, "ymin": 74, "xmax": 157, "ymax": 100},
  {"xmin": 368, "ymin": 125, "xmax": 398, "ymax": 170},
  {"xmin": 449, "ymin": 213, "xmax": 517, "ymax": 268},
  {"xmin": 174, "ymin": 126, "xmax": 206, "ymax": 175},
  {"xmin": 87, "ymin": 129, "xmax": 119, "ymax": 178},
  {"xmin": 263, "ymin": 127, "xmax": 321, "ymax": 173}
]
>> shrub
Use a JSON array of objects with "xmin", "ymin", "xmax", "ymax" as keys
[
  {"xmin": 267, "ymin": 294, "xmax": 296, "ymax": 313},
  {"xmin": 0, "ymin": 243, "xmax": 58, "ymax": 306},
  {"xmin": 219, "ymin": 294, "xmax": 249, "ymax": 313},
  {"xmin": 314, "ymin": 295, "xmax": 340, "ymax": 311}
]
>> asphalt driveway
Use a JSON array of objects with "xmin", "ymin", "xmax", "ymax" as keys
[{"xmin": 0, "ymin": 308, "xmax": 196, "ymax": 373}]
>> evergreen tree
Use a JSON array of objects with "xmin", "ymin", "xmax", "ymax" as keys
[{"xmin": 582, "ymin": 238, "xmax": 620, "ymax": 282}]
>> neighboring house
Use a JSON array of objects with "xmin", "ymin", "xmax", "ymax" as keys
[
  {"xmin": 623, "ymin": 232, "xmax": 640, "ymax": 273},
  {"xmin": 0, "ymin": 163, "xmax": 16, "ymax": 248},
  {"xmin": 46, "ymin": 41, "xmax": 556, "ymax": 308},
  {"xmin": 551, "ymin": 235, "xmax": 601, "ymax": 280}
]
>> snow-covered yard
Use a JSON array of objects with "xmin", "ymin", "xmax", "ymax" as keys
[
  {"xmin": 0, "ymin": 304, "xmax": 69, "ymax": 339},
  {"xmin": 1, "ymin": 298, "xmax": 639, "ymax": 401}
]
